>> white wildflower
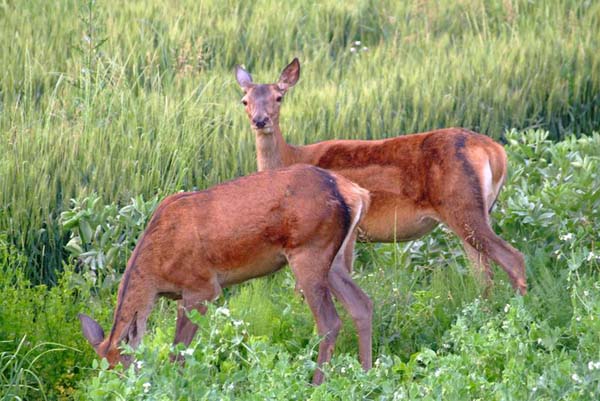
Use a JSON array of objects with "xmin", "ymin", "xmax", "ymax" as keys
[
  {"xmin": 216, "ymin": 306, "xmax": 230, "ymax": 317},
  {"xmin": 560, "ymin": 233, "xmax": 574, "ymax": 241},
  {"xmin": 362, "ymin": 46, "xmax": 369, "ymax": 51},
  {"xmin": 572, "ymin": 373, "xmax": 581, "ymax": 383},
  {"xmin": 504, "ymin": 304, "xmax": 511, "ymax": 313},
  {"xmin": 143, "ymin": 382, "xmax": 151, "ymax": 393},
  {"xmin": 180, "ymin": 348, "xmax": 194, "ymax": 356},
  {"xmin": 354, "ymin": 40, "xmax": 361, "ymax": 46},
  {"xmin": 136, "ymin": 360, "xmax": 144, "ymax": 369},
  {"xmin": 350, "ymin": 47, "xmax": 357, "ymax": 53}
]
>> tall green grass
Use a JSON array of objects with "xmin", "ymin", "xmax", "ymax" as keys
[{"xmin": 1, "ymin": 0, "xmax": 599, "ymax": 280}]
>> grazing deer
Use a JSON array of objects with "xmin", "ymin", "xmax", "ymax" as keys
[
  {"xmin": 235, "ymin": 58, "xmax": 526, "ymax": 295},
  {"xmin": 79, "ymin": 164, "xmax": 372, "ymax": 385}
]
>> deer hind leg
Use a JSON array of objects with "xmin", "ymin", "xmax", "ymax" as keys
[
  {"xmin": 444, "ymin": 211, "xmax": 526, "ymax": 295},
  {"xmin": 293, "ymin": 232, "xmax": 356, "ymax": 296},
  {"xmin": 483, "ymin": 233, "xmax": 526, "ymax": 295},
  {"xmin": 287, "ymin": 250, "xmax": 342, "ymax": 385},
  {"xmin": 328, "ymin": 258, "xmax": 372, "ymax": 371},
  {"xmin": 341, "ymin": 231, "xmax": 357, "ymax": 273},
  {"xmin": 433, "ymin": 151, "xmax": 526, "ymax": 294}
]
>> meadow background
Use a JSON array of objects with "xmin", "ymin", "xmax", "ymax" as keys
[{"xmin": 1, "ymin": 0, "xmax": 599, "ymax": 399}]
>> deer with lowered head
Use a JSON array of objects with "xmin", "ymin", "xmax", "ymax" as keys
[
  {"xmin": 79, "ymin": 164, "xmax": 371, "ymax": 385},
  {"xmin": 236, "ymin": 58, "xmax": 526, "ymax": 295}
]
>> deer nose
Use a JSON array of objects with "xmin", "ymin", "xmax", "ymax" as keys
[{"xmin": 253, "ymin": 117, "xmax": 269, "ymax": 128}]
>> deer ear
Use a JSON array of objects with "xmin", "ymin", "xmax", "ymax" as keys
[
  {"xmin": 79, "ymin": 313, "xmax": 105, "ymax": 348},
  {"xmin": 235, "ymin": 65, "xmax": 253, "ymax": 91},
  {"xmin": 277, "ymin": 58, "xmax": 300, "ymax": 92}
]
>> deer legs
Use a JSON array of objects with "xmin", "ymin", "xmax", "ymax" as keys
[
  {"xmin": 328, "ymin": 257, "xmax": 373, "ymax": 371},
  {"xmin": 172, "ymin": 281, "xmax": 222, "ymax": 358},
  {"xmin": 444, "ymin": 210, "xmax": 526, "ymax": 295},
  {"xmin": 288, "ymin": 244, "xmax": 372, "ymax": 385}
]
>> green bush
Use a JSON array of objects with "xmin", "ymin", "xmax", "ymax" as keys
[
  {"xmin": 0, "ymin": 235, "xmax": 105, "ymax": 399},
  {"xmin": 71, "ymin": 282, "xmax": 600, "ymax": 400},
  {"xmin": 60, "ymin": 193, "xmax": 159, "ymax": 290},
  {"xmin": 1, "ymin": 0, "xmax": 599, "ymax": 281}
]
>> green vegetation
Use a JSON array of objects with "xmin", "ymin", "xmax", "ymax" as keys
[
  {"xmin": 1, "ymin": 0, "xmax": 599, "ymax": 399},
  {"xmin": 2, "ymin": 0, "xmax": 599, "ymax": 282}
]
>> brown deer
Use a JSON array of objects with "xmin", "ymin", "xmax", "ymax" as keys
[
  {"xmin": 79, "ymin": 164, "xmax": 372, "ymax": 385},
  {"xmin": 235, "ymin": 58, "xmax": 526, "ymax": 295}
]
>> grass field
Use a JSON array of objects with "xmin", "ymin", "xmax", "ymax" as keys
[{"xmin": 1, "ymin": 0, "xmax": 599, "ymax": 399}]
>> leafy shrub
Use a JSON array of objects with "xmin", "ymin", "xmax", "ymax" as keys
[
  {"xmin": 73, "ymin": 280, "xmax": 600, "ymax": 400},
  {"xmin": 0, "ymin": 235, "xmax": 105, "ymax": 400},
  {"xmin": 60, "ymin": 194, "xmax": 159, "ymax": 290}
]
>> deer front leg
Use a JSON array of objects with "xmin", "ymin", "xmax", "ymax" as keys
[
  {"xmin": 173, "ymin": 300, "xmax": 207, "ymax": 347},
  {"xmin": 171, "ymin": 283, "xmax": 221, "ymax": 362}
]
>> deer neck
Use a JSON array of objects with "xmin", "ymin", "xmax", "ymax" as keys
[{"xmin": 254, "ymin": 124, "xmax": 294, "ymax": 171}]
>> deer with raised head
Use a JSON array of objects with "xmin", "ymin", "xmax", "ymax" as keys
[
  {"xmin": 235, "ymin": 58, "xmax": 526, "ymax": 295},
  {"xmin": 79, "ymin": 164, "xmax": 372, "ymax": 385}
]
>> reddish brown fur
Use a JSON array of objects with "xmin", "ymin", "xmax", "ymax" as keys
[
  {"xmin": 79, "ymin": 165, "xmax": 372, "ymax": 385},
  {"xmin": 236, "ymin": 58, "xmax": 526, "ymax": 294}
]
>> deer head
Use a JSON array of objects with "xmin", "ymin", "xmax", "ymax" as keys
[
  {"xmin": 79, "ymin": 313, "xmax": 136, "ymax": 368},
  {"xmin": 235, "ymin": 58, "xmax": 300, "ymax": 134}
]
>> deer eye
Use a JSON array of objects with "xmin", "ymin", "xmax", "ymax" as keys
[
  {"xmin": 275, "ymin": 96, "xmax": 282, "ymax": 102},
  {"xmin": 241, "ymin": 99, "xmax": 248, "ymax": 106}
]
